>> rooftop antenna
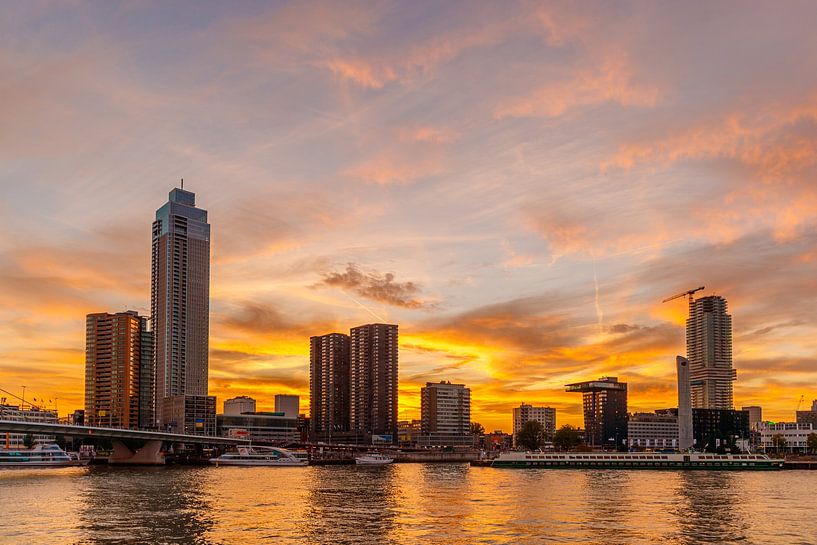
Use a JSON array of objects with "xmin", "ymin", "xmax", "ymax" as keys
[{"xmin": 181, "ymin": 177, "xmax": 184, "ymax": 190}]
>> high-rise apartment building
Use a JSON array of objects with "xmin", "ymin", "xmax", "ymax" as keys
[
  {"xmin": 512, "ymin": 403, "xmax": 556, "ymax": 447},
  {"xmin": 151, "ymin": 187, "xmax": 210, "ymax": 428},
  {"xmin": 85, "ymin": 311, "xmax": 153, "ymax": 428},
  {"xmin": 310, "ymin": 333, "xmax": 351, "ymax": 440},
  {"xmin": 686, "ymin": 295, "xmax": 736, "ymax": 409},
  {"xmin": 566, "ymin": 377, "xmax": 628, "ymax": 448},
  {"xmin": 419, "ymin": 381, "xmax": 471, "ymax": 446},
  {"xmin": 350, "ymin": 323, "xmax": 398, "ymax": 443}
]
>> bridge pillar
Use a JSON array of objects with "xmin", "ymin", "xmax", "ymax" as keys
[{"xmin": 109, "ymin": 439, "xmax": 165, "ymax": 465}]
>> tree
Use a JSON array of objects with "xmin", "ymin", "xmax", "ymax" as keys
[
  {"xmin": 470, "ymin": 422, "xmax": 485, "ymax": 437},
  {"xmin": 807, "ymin": 433, "xmax": 817, "ymax": 454},
  {"xmin": 771, "ymin": 433, "xmax": 787, "ymax": 453},
  {"xmin": 516, "ymin": 420, "xmax": 546, "ymax": 451},
  {"xmin": 552, "ymin": 424, "xmax": 583, "ymax": 451}
]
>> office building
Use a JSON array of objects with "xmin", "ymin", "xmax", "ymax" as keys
[
  {"xmin": 418, "ymin": 381, "xmax": 471, "ymax": 446},
  {"xmin": 224, "ymin": 396, "xmax": 256, "ymax": 416},
  {"xmin": 692, "ymin": 408, "xmax": 749, "ymax": 451},
  {"xmin": 686, "ymin": 296, "xmax": 736, "ymax": 409},
  {"xmin": 742, "ymin": 406, "xmax": 763, "ymax": 430},
  {"xmin": 758, "ymin": 422, "xmax": 815, "ymax": 452},
  {"xmin": 350, "ymin": 323, "xmax": 398, "ymax": 443},
  {"xmin": 566, "ymin": 377, "xmax": 628, "ymax": 448},
  {"xmin": 310, "ymin": 333, "xmax": 351, "ymax": 441},
  {"xmin": 275, "ymin": 394, "xmax": 300, "ymax": 418},
  {"xmin": 627, "ymin": 411, "xmax": 679, "ymax": 449},
  {"xmin": 512, "ymin": 403, "xmax": 556, "ymax": 447},
  {"xmin": 217, "ymin": 412, "xmax": 299, "ymax": 443},
  {"xmin": 161, "ymin": 394, "xmax": 216, "ymax": 436},
  {"xmin": 85, "ymin": 311, "xmax": 153, "ymax": 429},
  {"xmin": 151, "ymin": 187, "xmax": 211, "ymax": 428},
  {"xmin": 0, "ymin": 404, "xmax": 57, "ymax": 448}
]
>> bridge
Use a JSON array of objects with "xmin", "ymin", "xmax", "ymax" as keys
[{"xmin": 0, "ymin": 420, "xmax": 248, "ymax": 465}]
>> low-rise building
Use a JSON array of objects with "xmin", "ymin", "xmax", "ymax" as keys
[
  {"xmin": 759, "ymin": 422, "xmax": 815, "ymax": 452},
  {"xmin": 692, "ymin": 408, "xmax": 749, "ymax": 451},
  {"xmin": 161, "ymin": 395, "xmax": 216, "ymax": 436},
  {"xmin": 217, "ymin": 412, "xmax": 299, "ymax": 443},
  {"xmin": 627, "ymin": 411, "xmax": 679, "ymax": 449},
  {"xmin": 0, "ymin": 404, "xmax": 58, "ymax": 447},
  {"xmin": 274, "ymin": 395, "xmax": 300, "ymax": 418}
]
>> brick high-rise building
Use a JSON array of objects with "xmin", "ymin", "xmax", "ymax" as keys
[
  {"xmin": 686, "ymin": 295, "xmax": 736, "ymax": 410},
  {"xmin": 420, "ymin": 381, "xmax": 471, "ymax": 446},
  {"xmin": 310, "ymin": 333, "xmax": 350, "ymax": 440},
  {"xmin": 350, "ymin": 323, "xmax": 398, "ymax": 443},
  {"xmin": 85, "ymin": 311, "xmax": 153, "ymax": 428},
  {"xmin": 151, "ymin": 187, "xmax": 211, "ymax": 428}
]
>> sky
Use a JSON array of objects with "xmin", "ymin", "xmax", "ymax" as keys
[{"xmin": 1, "ymin": 1, "xmax": 816, "ymax": 432}]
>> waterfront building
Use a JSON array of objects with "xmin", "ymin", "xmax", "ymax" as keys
[
  {"xmin": 686, "ymin": 296, "xmax": 736, "ymax": 409},
  {"xmin": 627, "ymin": 411, "xmax": 679, "ymax": 449},
  {"xmin": 161, "ymin": 394, "xmax": 216, "ymax": 436},
  {"xmin": 0, "ymin": 404, "xmax": 58, "ymax": 447},
  {"xmin": 692, "ymin": 408, "xmax": 749, "ymax": 451},
  {"xmin": 512, "ymin": 403, "xmax": 556, "ymax": 447},
  {"xmin": 565, "ymin": 377, "xmax": 628, "ymax": 448},
  {"xmin": 84, "ymin": 311, "xmax": 153, "ymax": 429},
  {"xmin": 151, "ymin": 187, "xmax": 211, "ymax": 429},
  {"xmin": 350, "ymin": 323, "xmax": 398, "ymax": 444},
  {"xmin": 274, "ymin": 394, "xmax": 300, "ymax": 418},
  {"xmin": 398, "ymin": 419, "xmax": 422, "ymax": 446},
  {"xmin": 223, "ymin": 396, "xmax": 256, "ymax": 416},
  {"xmin": 310, "ymin": 333, "xmax": 351, "ymax": 441},
  {"xmin": 759, "ymin": 422, "xmax": 815, "ymax": 452},
  {"xmin": 742, "ymin": 406, "xmax": 763, "ymax": 430},
  {"xmin": 677, "ymin": 356, "xmax": 693, "ymax": 450},
  {"xmin": 795, "ymin": 400, "xmax": 817, "ymax": 429},
  {"xmin": 217, "ymin": 412, "xmax": 299, "ymax": 443},
  {"xmin": 418, "ymin": 381, "xmax": 471, "ymax": 447}
]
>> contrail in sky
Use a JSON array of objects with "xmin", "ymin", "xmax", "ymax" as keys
[{"xmin": 341, "ymin": 291, "xmax": 388, "ymax": 323}]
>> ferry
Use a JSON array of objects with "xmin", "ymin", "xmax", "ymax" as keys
[
  {"xmin": 355, "ymin": 453, "xmax": 394, "ymax": 465},
  {"xmin": 491, "ymin": 451, "xmax": 783, "ymax": 470},
  {"xmin": 209, "ymin": 446, "xmax": 308, "ymax": 467},
  {"xmin": 0, "ymin": 444, "xmax": 89, "ymax": 468}
]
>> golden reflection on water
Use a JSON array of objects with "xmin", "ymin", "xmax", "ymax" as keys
[{"xmin": 1, "ymin": 465, "xmax": 816, "ymax": 544}]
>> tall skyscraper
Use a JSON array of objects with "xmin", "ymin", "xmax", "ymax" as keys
[
  {"xmin": 350, "ymin": 323, "xmax": 398, "ymax": 443},
  {"xmin": 565, "ymin": 376, "xmax": 628, "ymax": 448},
  {"xmin": 310, "ymin": 333, "xmax": 350, "ymax": 440},
  {"xmin": 151, "ymin": 187, "xmax": 211, "ymax": 428},
  {"xmin": 420, "ymin": 381, "xmax": 471, "ymax": 446},
  {"xmin": 85, "ymin": 311, "xmax": 153, "ymax": 428},
  {"xmin": 686, "ymin": 295, "xmax": 736, "ymax": 409},
  {"xmin": 512, "ymin": 403, "xmax": 556, "ymax": 446}
]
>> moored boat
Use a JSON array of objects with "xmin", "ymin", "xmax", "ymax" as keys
[
  {"xmin": 0, "ymin": 444, "xmax": 89, "ymax": 468},
  {"xmin": 491, "ymin": 451, "xmax": 783, "ymax": 470},
  {"xmin": 355, "ymin": 453, "xmax": 394, "ymax": 465},
  {"xmin": 209, "ymin": 446, "xmax": 308, "ymax": 467}
]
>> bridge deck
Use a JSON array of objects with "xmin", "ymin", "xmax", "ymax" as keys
[{"xmin": 0, "ymin": 420, "xmax": 248, "ymax": 445}]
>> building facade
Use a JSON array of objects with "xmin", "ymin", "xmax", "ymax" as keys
[
  {"xmin": 310, "ymin": 333, "xmax": 351, "ymax": 441},
  {"xmin": 223, "ymin": 396, "xmax": 256, "ymax": 416},
  {"xmin": 759, "ymin": 422, "xmax": 815, "ymax": 452},
  {"xmin": 151, "ymin": 187, "xmax": 210, "ymax": 428},
  {"xmin": 85, "ymin": 311, "xmax": 153, "ymax": 428},
  {"xmin": 692, "ymin": 408, "xmax": 749, "ymax": 451},
  {"xmin": 419, "ymin": 381, "xmax": 471, "ymax": 446},
  {"xmin": 566, "ymin": 377, "xmax": 628, "ymax": 448},
  {"xmin": 350, "ymin": 324, "xmax": 398, "ymax": 443},
  {"xmin": 161, "ymin": 394, "xmax": 216, "ymax": 436},
  {"xmin": 796, "ymin": 400, "xmax": 817, "ymax": 429},
  {"xmin": 686, "ymin": 296, "xmax": 736, "ymax": 410},
  {"xmin": 512, "ymin": 403, "xmax": 556, "ymax": 447},
  {"xmin": 627, "ymin": 411, "xmax": 679, "ymax": 449},
  {"xmin": 742, "ymin": 406, "xmax": 763, "ymax": 430},
  {"xmin": 274, "ymin": 394, "xmax": 300, "ymax": 418},
  {"xmin": 0, "ymin": 404, "xmax": 58, "ymax": 447},
  {"xmin": 217, "ymin": 412, "xmax": 299, "ymax": 443}
]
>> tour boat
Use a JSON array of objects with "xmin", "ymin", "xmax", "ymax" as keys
[
  {"xmin": 209, "ymin": 446, "xmax": 308, "ymax": 466},
  {"xmin": 0, "ymin": 444, "xmax": 89, "ymax": 468},
  {"xmin": 355, "ymin": 453, "xmax": 394, "ymax": 465},
  {"xmin": 491, "ymin": 451, "xmax": 783, "ymax": 470}
]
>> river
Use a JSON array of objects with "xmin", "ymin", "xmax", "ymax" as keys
[{"xmin": 1, "ymin": 464, "xmax": 814, "ymax": 544}]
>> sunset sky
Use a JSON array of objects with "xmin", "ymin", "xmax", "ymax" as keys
[{"xmin": 1, "ymin": 2, "xmax": 816, "ymax": 432}]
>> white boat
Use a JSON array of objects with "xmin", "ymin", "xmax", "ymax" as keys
[
  {"xmin": 355, "ymin": 453, "xmax": 394, "ymax": 465},
  {"xmin": 0, "ymin": 444, "xmax": 89, "ymax": 468},
  {"xmin": 209, "ymin": 446, "xmax": 308, "ymax": 467},
  {"xmin": 491, "ymin": 450, "xmax": 783, "ymax": 470}
]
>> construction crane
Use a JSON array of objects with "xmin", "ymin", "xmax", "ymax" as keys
[
  {"xmin": 797, "ymin": 395, "xmax": 805, "ymax": 412},
  {"xmin": 662, "ymin": 286, "xmax": 706, "ymax": 305}
]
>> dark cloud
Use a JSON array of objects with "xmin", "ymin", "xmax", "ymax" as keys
[{"xmin": 317, "ymin": 263, "xmax": 433, "ymax": 309}]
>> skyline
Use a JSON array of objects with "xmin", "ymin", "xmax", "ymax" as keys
[{"xmin": 2, "ymin": 2, "xmax": 817, "ymax": 432}]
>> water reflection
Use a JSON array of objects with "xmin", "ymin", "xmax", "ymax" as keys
[
  {"xmin": 77, "ymin": 466, "xmax": 214, "ymax": 544},
  {"xmin": 672, "ymin": 471, "xmax": 749, "ymax": 544}
]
